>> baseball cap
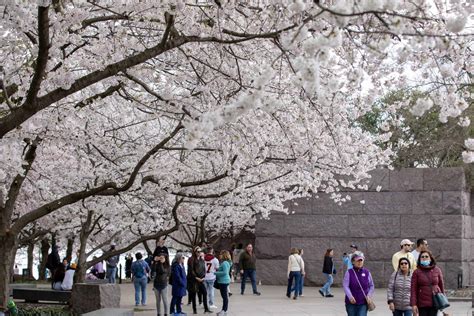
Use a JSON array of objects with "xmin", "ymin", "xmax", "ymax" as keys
[
  {"xmin": 400, "ymin": 239, "xmax": 413, "ymax": 246},
  {"xmin": 352, "ymin": 253, "xmax": 364, "ymax": 261},
  {"xmin": 350, "ymin": 244, "xmax": 358, "ymax": 249}
]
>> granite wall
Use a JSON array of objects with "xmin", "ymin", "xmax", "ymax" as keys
[{"xmin": 255, "ymin": 167, "xmax": 471, "ymax": 289}]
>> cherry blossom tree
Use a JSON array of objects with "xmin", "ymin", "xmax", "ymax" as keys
[{"xmin": 0, "ymin": 0, "xmax": 472, "ymax": 310}]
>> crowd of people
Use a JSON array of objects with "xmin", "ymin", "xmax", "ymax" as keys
[
  {"xmin": 41, "ymin": 237, "xmax": 449, "ymax": 316},
  {"xmin": 125, "ymin": 240, "xmax": 260, "ymax": 316},
  {"xmin": 284, "ymin": 238, "xmax": 447, "ymax": 316}
]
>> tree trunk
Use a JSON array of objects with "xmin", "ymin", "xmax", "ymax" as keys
[
  {"xmin": 0, "ymin": 234, "xmax": 18, "ymax": 311},
  {"xmin": 27, "ymin": 242, "xmax": 34, "ymax": 279},
  {"xmin": 38, "ymin": 238, "xmax": 50, "ymax": 280},
  {"xmin": 75, "ymin": 225, "xmax": 89, "ymax": 284},
  {"xmin": 65, "ymin": 237, "xmax": 74, "ymax": 263},
  {"xmin": 142, "ymin": 240, "xmax": 153, "ymax": 256}
]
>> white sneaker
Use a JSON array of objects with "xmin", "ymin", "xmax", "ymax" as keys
[{"xmin": 209, "ymin": 305, "xmax": 218, "ymax": 309}]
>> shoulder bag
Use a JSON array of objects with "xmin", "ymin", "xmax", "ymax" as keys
[
  {"xmin": 352, "ymin": 269, "xmax": 376, "ymax": 312},
  {"xmin": 423, "ymin": 269, "xmax": 450, "ymax": 310}
]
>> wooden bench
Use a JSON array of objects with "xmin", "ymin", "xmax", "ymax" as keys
[{"xmin": 12, "ymin": 288, "xmax": 71, "ymax": 303}]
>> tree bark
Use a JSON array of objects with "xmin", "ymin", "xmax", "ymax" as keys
[
  {"xmin": 0, "ymin": 234, "xmax": 18, "ymax": 311},
  {"xmin": 27, "ymin": 242, "xmax": 34, "ymax": 279},
  {"xmin": 142, "ymin": 241, "xmax": 153, "ymax": 256},
  {"xmin": 38, "ymin": 238, "xmax": 50, "ymax": 281},
  {"xmin": 65, "ymin": 237, "xmax": 74, "ymax": 263},
  {"xmin": 75, "ymin": 226, "xmax": 89, "ymax": 283}
]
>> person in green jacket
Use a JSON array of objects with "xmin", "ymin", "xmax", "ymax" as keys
[{"xmin": 215, "ymin": 250, "xmax": 233, "ymax": 316}]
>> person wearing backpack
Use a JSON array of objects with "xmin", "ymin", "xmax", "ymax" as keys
[{"xmin": 131, "ymin": 252, "xmax": 151, "ymax": 306}]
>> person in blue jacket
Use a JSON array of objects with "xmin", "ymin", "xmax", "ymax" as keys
[
  {"xmin": 215, "ymin": 250, "xmax": 232, "ymax": 316},
  {"xmin": 170, "ymin": 253, "xmax": 187, "ymax": 316}
]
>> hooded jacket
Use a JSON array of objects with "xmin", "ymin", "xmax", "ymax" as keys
[{"xmin": 410, "ymin": 264, "xmax": 445, "ymax": 308}]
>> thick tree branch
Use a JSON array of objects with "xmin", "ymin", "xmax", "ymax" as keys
[
  {"xmin": 0, "ymin": 12, "xmax": 183, "ymax": 138},
  {"xmin": 85, "ymin": 197, "xmax": 183, "ymax": 268},
  {"xmin": 4, "ymin": 137, "xmax": 41, "ymax": 218},
  {"xmin": 81, "ymin": 14, "xmax": 129, "ymax": 29},
  {"xmin": 74, "ymin": 83, "xmax": 122, "ymax": 108},
  {"xmin": 24, "ymin": 6, "xmax": 50, "ymax": 109},
  {"xmin": 98, "ymin": 122, "xmax": 183, "ymax": 195},
  {"xmin": 143, "ymin": 155, "xmax": 237, "ymax": 188},
  {"xmin": 0, "ymin": 83, "xmax": 18, "ymax": 105},
  {"xmin": 0, "ymin": 13, "xmax": 302, "ymax": 138},
  {"xmin": 10, "ymin": 123, "xmax": 183, "ymax": 234}
]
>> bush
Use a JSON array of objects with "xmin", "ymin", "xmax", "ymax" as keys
[{"xmin": 16, "ymin": 305, "xmax": 72, "ymax": 316}]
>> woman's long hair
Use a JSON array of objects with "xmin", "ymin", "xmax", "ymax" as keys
[{"xmin": 324, "ymin": 248, "xmax": 333, "ymax": 257}]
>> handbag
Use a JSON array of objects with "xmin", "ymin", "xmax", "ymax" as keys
[
  {"xmin": 423, "ymin": 269, "xmax": 450, "ymax": 310},
  {"xmin": 433, "ymin": 293, "xmax": 450, "ymax": 310},
  {"xmin": 213, "ymin": 280, "xmax": 220, "ymax": 290},
  {"xmin": 352, "ymin": 269, "xmax": 376, "ymax": 312}
]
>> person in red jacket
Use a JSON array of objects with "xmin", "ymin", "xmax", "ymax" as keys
[{"xmin": 410, "ymin": 250, "xmax": 445, "ymax": 316}]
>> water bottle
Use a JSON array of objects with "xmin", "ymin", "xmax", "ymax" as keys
[{"xmin": 7, "ymin": 299, "xmax": 18, "ymax": 316}]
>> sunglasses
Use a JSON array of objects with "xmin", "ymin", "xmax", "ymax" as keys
[
  {"xmin": 420, "ymin": 255, "xmax": 430, "ymax": 259},
  {"xmin": 403, "ymin": 244, "xmax": 411, "ymax": 247},
  {"xmin": 400, "ymin": 262, "xmax": 409, "ymax": 265}
]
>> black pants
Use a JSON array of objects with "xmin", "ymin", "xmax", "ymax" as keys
[
  {"xmin": 418, "ymin": 307, "xmax": 438, "ymax": 316},
  {"xmin": 219, "ymin": 283, "xmax": 229, "ymax": 312},
  {"xmin": 190, "ymin": 282, "xmax": 209, "ymax": 313}
]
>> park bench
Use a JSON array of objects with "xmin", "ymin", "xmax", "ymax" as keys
[
  {"xmin": 12, "ymin": 288, "xmax": 71, "ymax": 303},
  {"xmin": 8, "ymin": 283, "xmax": 36, "ymax": 296}
]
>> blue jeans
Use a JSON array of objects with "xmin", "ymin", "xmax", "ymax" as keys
[
  {"xmin": 298, "ymin": 274, "xmax": 304, "ymax": 295},
  {"xmin": 219, "ymin": 283, "xmax": 229, "ymax": 311},
  {"xmin": 393, "ymin": 310, "xmax": 413, "ymax": 316},
  {"xmin": 106, "ymin": 267, "xmax": 117, "ymax": 283},
  {"xmin": 204, "ymin": 279, "xmax": 216, "ymax": 306},
  {"xmin": 241, "ymin": 269, "xmax": 258, "ymax": 294},
  {"xmin": 133, "ymin": 276, "xmax": 147, "ymax": 305},
  {"xmin": 321, "ymin": 273, "xmax": 333, "ymax": 295},
  {"xmin": 346, "ymin": 303, "xmax": 368, "ymax": 316},
  {"xmin": 287, "ymin": 271, "xmax": 301, "ymax": 297}
]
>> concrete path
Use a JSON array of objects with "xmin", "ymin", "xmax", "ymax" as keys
[{"xmin": 120, "ymin": 282, "xmax": 472, "ymax": 315}]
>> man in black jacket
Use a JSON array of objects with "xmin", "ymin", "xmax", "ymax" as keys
[{"xmin": 188, "ymin": 247, "xmax": 211, "ymax": 314}]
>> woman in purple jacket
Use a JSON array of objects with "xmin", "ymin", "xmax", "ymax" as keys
[{"xmin": 343, "ymin": 253, "xmax": 375, "ymax": 316}]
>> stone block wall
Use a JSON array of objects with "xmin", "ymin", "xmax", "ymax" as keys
[{"xmin": 255, "ymin": 168, "xmax": 471, "ymax": 289}]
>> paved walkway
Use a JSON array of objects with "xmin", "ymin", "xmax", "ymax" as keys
[{"xmin": 120, "ymin": 282, "xmax": 472, "ymax": 315}]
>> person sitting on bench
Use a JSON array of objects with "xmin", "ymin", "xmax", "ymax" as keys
[
  {"xmin": 61, "ymin": 263, "xmax": 77, "ymax": 291},
  {"xmin": 52, "ymin": 262, "xmax": 66, "ymax": 290}
]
